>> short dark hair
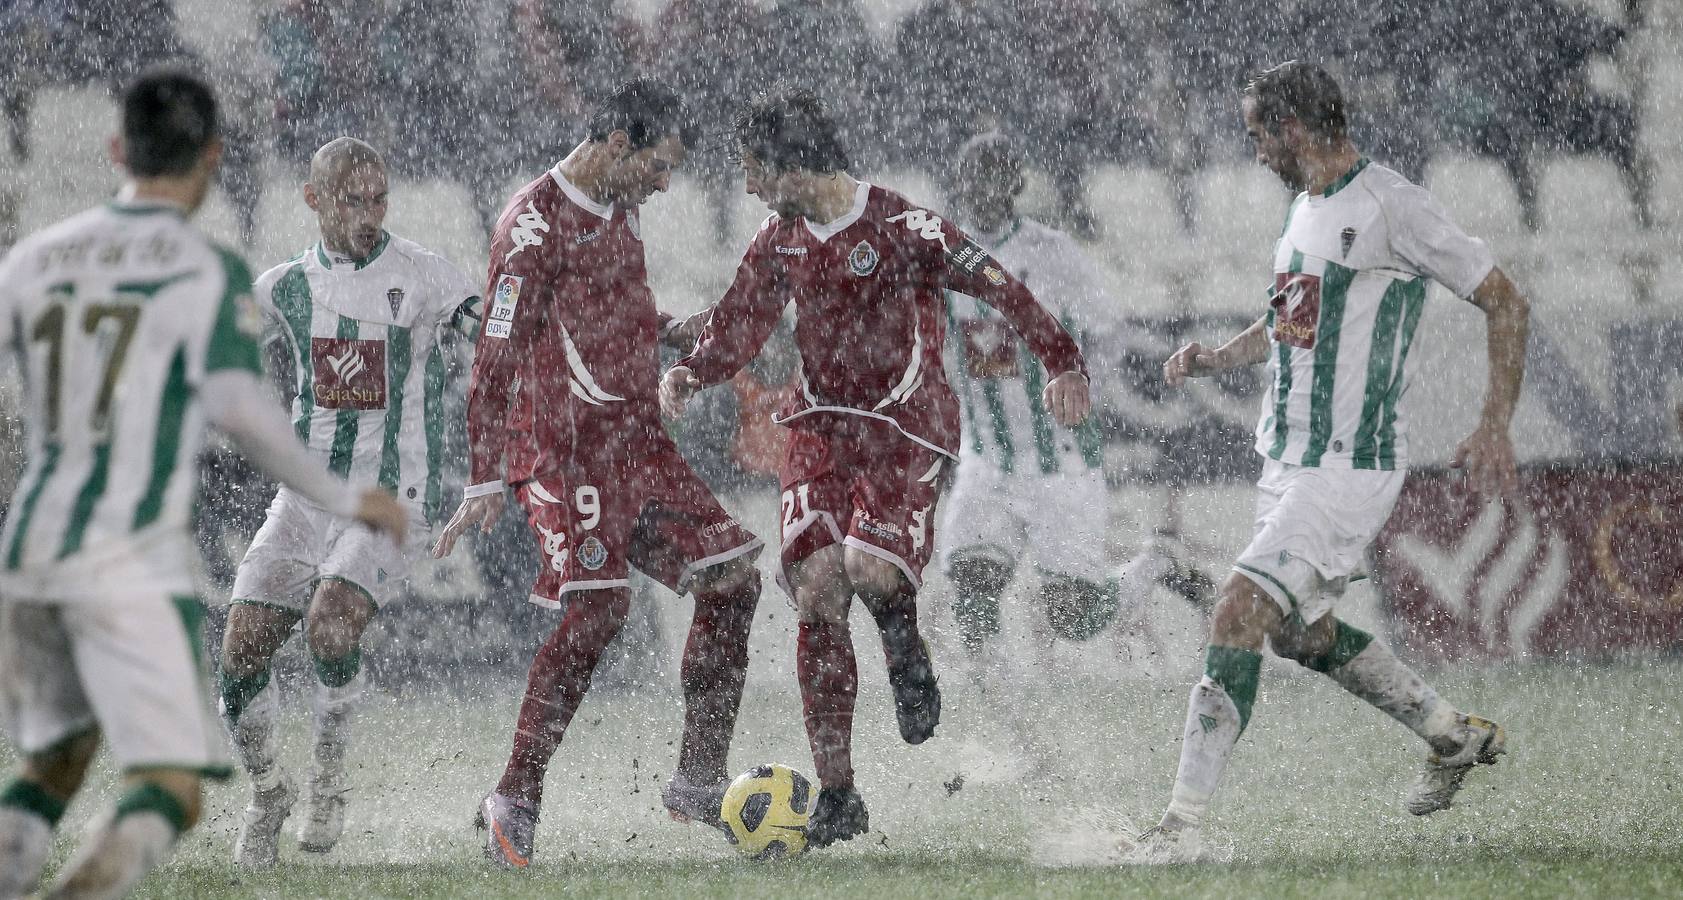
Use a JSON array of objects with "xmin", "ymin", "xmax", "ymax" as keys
[
  {"xmin": 587, "ymin": 77, "xmax": 699, "ymax": 150},
  {"xmin": 121, "ymin": 67, "xmax": 219, "ymax": 177},
  {"xmin": 1243, "ymin": 60, "xmax": 1348, "ymax": 140},
  {"xmin": 732, "ymin": 85, "xmax": 851, "ymax": 175}
]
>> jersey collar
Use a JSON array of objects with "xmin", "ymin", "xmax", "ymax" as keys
[
  {"xmin": 315, "ymin": 230, "xmax": 391, "ymax": 270},
  {"xmin": 1317, "ymin": 157, "xmax": 1370, "ymax": 199},
  {"xmin": 804, "ymin": 180, "xmax": 871, "ymax": 243},
  {"xmin": 105, "ymin": 199, "xmax": 186, "ymax": 219},
  {"xmin": 550, "ymin": 165, "xmax": 614, "ymax": 221}
]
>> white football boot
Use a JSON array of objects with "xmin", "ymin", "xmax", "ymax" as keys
[
  {"xmin": 234, "ymin": 776, "xmax": 298, "ymax": 868},
  {"xmin": 1117, "ymin": 824, "xmax": 1202, "ymax": 865},
  {"xmin": 1407, "ymin": 714, "xmax": 1508, "ymax": 815},
  {"xmin": 297, "ymin": 774, "xmax": 348, "ymax": 853}
]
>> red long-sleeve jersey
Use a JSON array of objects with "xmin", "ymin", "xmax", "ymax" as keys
[
  {"xmin": 678, "ymin": 181, "xmax": 1087, "ymax": 458},
  {"xmin": 464, "ymin": 166, "xmax": 675, "ymax": 496}
]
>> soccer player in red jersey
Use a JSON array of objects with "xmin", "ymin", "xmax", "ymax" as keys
[
  {"xmin": 660, "ymin": 87, "xmax": 1092, "ymax": 847},
  {"xmin": 432, "ymin": 78, "xmax": 764, "ymax": 868}
]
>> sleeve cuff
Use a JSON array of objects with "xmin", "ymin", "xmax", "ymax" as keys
[{"xmin": 463, "ymin": 480, "xmax": 505, "ymax": 499}]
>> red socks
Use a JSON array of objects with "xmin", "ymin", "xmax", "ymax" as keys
[
  {"xmin": 496, "ymin": 589, "xmax": 631, "ymax": 807},
  {"xmin": 796, "ymin": 619, "xmax": 859, "ymax": 789},
  {"xmin": 676, "ymin": 573, "xmax": 760, "ymax": 785}
]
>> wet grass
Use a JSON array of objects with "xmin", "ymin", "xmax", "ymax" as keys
[{"xmin": 12, "ymin": 658, "xmax": 1683, "ymax": 898}]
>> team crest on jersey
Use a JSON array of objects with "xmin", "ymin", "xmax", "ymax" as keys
[
  {"xmin": 311, "ymin": 338, "xmax": 388, "ymax": 409},
  {"xmin": 386, "ymin": 287, "xmax": 404, "ymax": 317},
  {"xmin": 577, "ymin": 536, "xmax": 609, "ymax": 571},
  {"xmin": 1269, "ymin": 273, "xmax": 1322, "ymax": 349},
  {"xmin": 848, "ymin": 240, "xmax": 879, "ymax": 276},
  {"xmin": 486, "ymin": 274, "xmax": 522, "ymax": 339},
  {"xmin": 981, "ymin": 265, "xmax": 1007, "ymax": 287},
  {"xmin": 1340, "ymin": 226, "xmax": 1357, "ymax": 259}
]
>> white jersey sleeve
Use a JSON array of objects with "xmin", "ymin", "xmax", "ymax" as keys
[{"xmin": 1382, "ymin": 183, "xmax": 1496, "ymax": 300}]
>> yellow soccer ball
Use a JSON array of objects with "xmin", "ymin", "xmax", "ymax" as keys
[{"xmin": 720, "ymin": 764, "xmax": 812, "ymax": 860}]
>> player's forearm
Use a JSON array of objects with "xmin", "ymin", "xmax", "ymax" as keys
[
  {"xmin": 1473, "ymin": 270, "xmax": 1530, "ymax": 430},
  {"xmin": 993, "ymin": 282, "xmax": 1088, "ymax": 379},
  {"xmin": 202, "ymin": 370, "xmax": 359, "ymax": 518},
  {"xmin": 462, "ymin": 360, "xmax": 515, "ymax": 492},
  {"xmin": 1214, "ymin": 316, "xmax": 1271, "ymax": 369}
]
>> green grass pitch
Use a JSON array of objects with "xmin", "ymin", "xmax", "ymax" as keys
[{"xmin": 11, "ymin": 659, "xmax": 1682, "ymax": 898}]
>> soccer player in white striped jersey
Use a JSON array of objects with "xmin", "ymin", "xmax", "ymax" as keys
[
  {"xmin": 1125, "ymin": 61, "xmax": 1531, "ymax": 863},
  {"xmin": 216, "ymin": 138, "xmax": 481, "ymax": 868},
  {"xmin": 0, "ymin": 70, "xmax": 407, "ymax": 899},
  {"xmin": 939, "ymin": 133, "xmax": 1210, "ymax": 688}
]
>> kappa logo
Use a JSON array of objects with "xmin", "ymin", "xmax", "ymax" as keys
[
  {"xmin": 776, "ymin": 245, "xmax": 808, "ymax": 256},
  {"xmin": 886, "ymin": 208, "xmax": 949, "ymax": 249},
  {"xmin": 327, "ymin": 347, "xmax": 367, "ymax": 382},
  {"xmin": 535, "ymin": 523, "xmax": 569, "ymax": 572},
  {"xmin": 574, "ymin": 228, "xmax": 602, "ymax": 246},
  {"xmin": 504, "ymin": 201, "xmax": 551, "ymax": 261}
]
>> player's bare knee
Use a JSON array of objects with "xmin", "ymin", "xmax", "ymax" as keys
[
  {"xmin": 23, "ymin": 728, "xmax": 100, "ymax": 797},
  {"xmin": 794, "ymin": 582, "xmax": 848, "ymax": 625},
  {"xmin": 842, "ymin": 548, "xmax": 906, "ymax": 603},
  {"xmin": 305, "ymin": 581, "xmax": 375, "ymax": 661},
  {"xmin": 1273, "ymin": 613, "xmax": 1335, "ymax": 662},
  {"xmin": 693, "ymin": 557, "xmax": 760, "ymax": 601},
  {"xmin": 1209, "ymin": 573, "xmax": 1281, "ymax": 650},
  {"xmin": 220, "ymin": 604, "xmax": 296, "ymax": 675}
]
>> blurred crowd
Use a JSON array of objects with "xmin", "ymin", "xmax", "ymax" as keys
[{"xmin": 0, "ymin": 0, "xmax": 1659, "ymax": 244}]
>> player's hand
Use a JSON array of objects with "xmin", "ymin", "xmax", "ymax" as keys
[
  {"xmin": 1163, "ymin": 341, "xmax": 1222, "ymax": 387},
  {"xmin": 432, "ymin": 492, "xmax": 505, "ymax": 558},
  {"xmin": 1451, "ymin": 422, "xmax": 1520, "ymax": 497},
  {"xmin": 660, "ymin": 366, "xmax": 702, "ymax": 420},
  {"xmin": 353, "ymin": 488, "xmax": 409, "ymax": 545},
  {"xmin": 1043, "ymin": 371, "xmax": 1091, "ymax": 427},
  {"xmin": 660, "ymin": 310, "xmax": 709, "ymax": 351}
]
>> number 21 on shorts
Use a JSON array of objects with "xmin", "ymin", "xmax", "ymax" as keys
[{"xmin": 781, "ymin": 484, "xmax": 812, "ymax": 531}]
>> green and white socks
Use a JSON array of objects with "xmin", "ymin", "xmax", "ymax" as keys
[
  {"xmin": 1164, "ymin": 645, "xmax": 1261, "ymax": 830},
  {"xmin": 1303, "ymin": 621, "xmax": 1460, "ymax": 754},
  {"xmin": 224, "ymin": 668, "xmax": 284, "ymax": 792},
  {"xmin": 0, "ymin": 779, "xmax": 65, "ymax": 897},
  {"xmin": 43, "ymin": 782, "xmax": 184, "ymax": 900}
]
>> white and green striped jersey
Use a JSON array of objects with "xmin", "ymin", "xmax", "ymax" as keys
[
  {"xmin": 0, "ymin": 199, "xmax": 264, "ymax": 602},
  {"xmin": 945, "ymin": 216, "xmax": 1113, "ymax": 476},
  {"xmin": 1256, "ymin": 159, "xmax": 1495, "ymax": 470},
  {"xmin": 255, "ymin": 232, "xmax": 478, "ymax": 523}
]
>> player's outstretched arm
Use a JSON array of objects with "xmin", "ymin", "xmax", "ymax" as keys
[
  {"xmin": 659, "ymin": 365, "xmax": 704, "ymax": 420},
  {"xmin": 1452, "ymin": 267, "xmax": 1529, "ymax": 496},
  {"xmin": 432, "ymin": 492, "xmax": 505, "ymax": 558},
  {"xmin": 202, "ymin": 369, "xmax": 408, "ymax": 544},
  {"xmin": 1163, "ymin": 315, "xmax": 1270, "ymax": 387}
]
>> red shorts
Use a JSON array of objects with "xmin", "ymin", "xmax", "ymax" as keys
[
  {"xmin": 516, "ymin": 442, "xmax": 762, "ymax": 606},
  {"xmin": 778, "ymin": 419, "xmax": 952, "ymax": 593}
]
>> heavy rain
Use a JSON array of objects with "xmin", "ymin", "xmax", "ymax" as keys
[{"xmin": 0, "ymin": 0, "xmax": 1678, "ymax": 896}]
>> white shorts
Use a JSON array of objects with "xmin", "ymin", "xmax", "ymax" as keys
[
  {"xmin": 229, "ymin": 487, "xmax": 427, "ymax": 613},
  {"xmin": 1233, "ymin": 458, "xmax": 1405, "ymax": 623},
  {"xmin": 939, "ymin": 459, "xmax": 1109, "ymax": 583},
  {"xmin": 0, "ymin": 595, "xmax": 231, "ymax": 776}
]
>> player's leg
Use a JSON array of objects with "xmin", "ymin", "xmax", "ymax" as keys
[
  {"xmin": 787, "ymin": 542, "xmax": 869, "ymax": 847},
  {"xmin": 663, "ymin": 556, "xmax": 760, "ymax": 828},
  {"xmin": 1273, "ymin": 612, "xmax": 1506, "ymax": 815},
  {"xmin": 938, "ymin": 460, "xmax": 1020, "ymax": 657},
  {"xmin": 481, "ymin": 476, "xmax": 636, "ymax": 867},
  {"xmin": 844, "ymin": 440, "xmax": 948, "ymax": 746},
  {"xmin": 218, "ymin": 488, "xmax": 321, "ymax": 865},
  {"xmin": 946, "ymin": 554, "xmax": 1014, "ymax": 656},
  {"xmin": 0, "ymin": 601, "xmax": 101, "ymax": 897},
  {"xmin": 295, "ymin": 576, "xmax": 377, "ymax": 854},
  {"xmin": 44, "ymin": 594, "xmax": 232, "ymax": 896},
  {"xmin": 627, "ymin": 462, "xmax": 767, "ymax": 828}
]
